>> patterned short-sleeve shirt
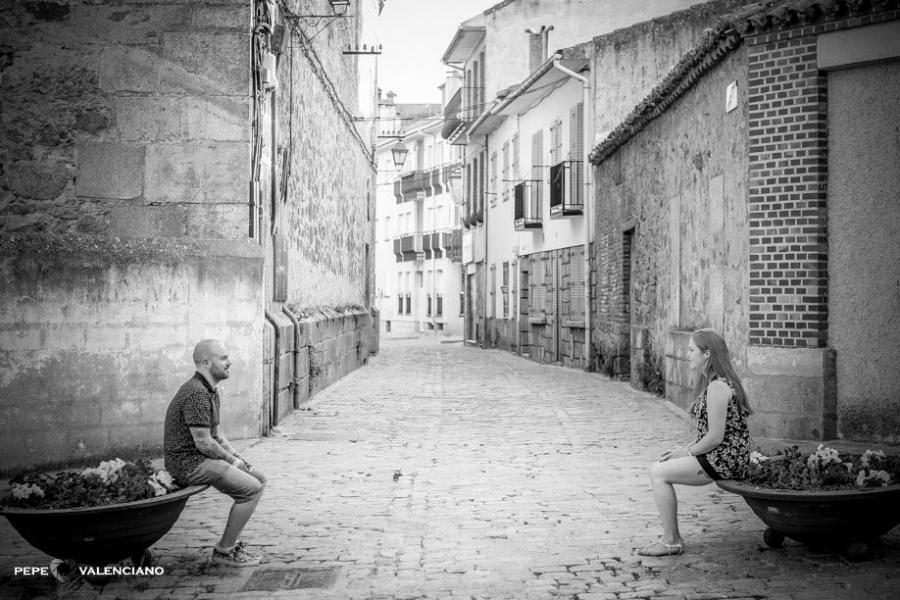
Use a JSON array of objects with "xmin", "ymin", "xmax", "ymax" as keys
[{"xmin": 164, "ymin": 373, "xmax": 220, "ymax": 483}]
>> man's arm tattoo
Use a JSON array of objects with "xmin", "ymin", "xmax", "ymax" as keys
[{"xmin": 194, "ymin": 436, "xmax": 236, "ymax": 462}]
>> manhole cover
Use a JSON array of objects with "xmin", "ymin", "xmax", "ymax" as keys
[{"xmin": 241, "ymin": 567, "xmax": 340, "ymax": 591}]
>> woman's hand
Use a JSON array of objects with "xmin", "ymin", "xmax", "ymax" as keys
[{"xmin": 659, "ymin": 444, "xmax": 696, "ymax": 462}]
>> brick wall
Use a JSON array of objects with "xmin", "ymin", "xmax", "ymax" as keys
[
  {"xmin": 745, "ymin": 9, "xmax": 900, "ymax": 348},
  {"xmin": 746, "ymin": 35, "xmax": 828, "ymax": 348}
]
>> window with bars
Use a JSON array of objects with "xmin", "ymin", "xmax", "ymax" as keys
[{"xmin": 436, "ymin": 294, "xmax": 443, "ymax": 317}]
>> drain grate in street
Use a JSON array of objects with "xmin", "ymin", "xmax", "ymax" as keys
[{"xmin": 241, "ymin": 567, "xmax": 340, "ymax": 591}]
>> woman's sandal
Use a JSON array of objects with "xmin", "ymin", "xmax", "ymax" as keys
[{"xmin": 637, "ymin": 539, "xmax": 685, "ymax": 556}]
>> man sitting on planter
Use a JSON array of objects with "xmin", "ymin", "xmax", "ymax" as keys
[{"xmin": 164, "ymin": 339, "xmax": 266, "ymax": 567}]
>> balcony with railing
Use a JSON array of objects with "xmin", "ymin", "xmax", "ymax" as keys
[
  {"xmin": 514, "ymin": 180, "xmax": 543, "ymax": 230},
  {"xmin": 549, "ymin": 161, "xmax": 583, "ymax": 217},
  {"xmin": 393, "ymin": 233, "xmax": 423, "ymax": 262},
  {"xmin": 394, "ymin": 161, "xmax": 463, "ymax": 203}
]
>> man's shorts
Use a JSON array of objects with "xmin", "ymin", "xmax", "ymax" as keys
[{"xmin": 182, "ymin": 459, "xmax": 266, "ymax": 504}]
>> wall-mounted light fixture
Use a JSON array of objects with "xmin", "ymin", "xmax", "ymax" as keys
[
  {"xmin": 292, "ymin": 0, "xmax": 351, "ymax": 19},
  {"xmin": 329, "ymin": 0, "xmax": 350, "ymax": 16},
  {"xmin": 391, "ymin": 142, "xmax": 409, "ymax": 170}
]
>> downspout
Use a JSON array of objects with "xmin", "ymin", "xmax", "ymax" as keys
[
  {"xmin": 483, "ymin": 134, "xmax": 489, "ymax": 348},
  {"xmin": 282, "ymin": 305, "xmax": 302, "ymax": 410},
  {"xmin": 263, "ymin": 309, "xmax": 280, "ymax": 433},
  {"xmin": 552, "ymin": 52, "xmax": 592, "ymax": 369}
]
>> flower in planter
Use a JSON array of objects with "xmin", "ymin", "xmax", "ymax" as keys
[
  {"xmin": 1, "ymin": 458, "xmax": 178, "ymax": 509},
  {"xmin": 745, "ymin": 445, "xmax": 900, "ymax": 491}
]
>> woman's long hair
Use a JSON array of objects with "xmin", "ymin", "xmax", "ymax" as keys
[{"xmin": 691, "ymin": 329, "xmax": 752, "ymax": 415}]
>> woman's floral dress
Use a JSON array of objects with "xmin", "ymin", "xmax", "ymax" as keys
[{"xmin": 689, "ymin": 376, "xmax": 751, "ymax": 479}]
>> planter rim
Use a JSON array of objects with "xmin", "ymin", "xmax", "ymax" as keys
[
  {"xmin": 0, "ymin": 484, "xmax": 208, "ymax": 516},
  {"xmin": 717, "ymin": 479, "xmax": 900, "ymax": 501}
]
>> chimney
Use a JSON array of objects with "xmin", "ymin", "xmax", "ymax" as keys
[{"xmin": 526, "ymin": 25, "xmax": 554, "ymax": 72}]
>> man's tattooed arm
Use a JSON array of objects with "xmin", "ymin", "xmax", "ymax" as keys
[{"xmin": 189, "ymin": 427, "xmax": 236, "ymax": 463}]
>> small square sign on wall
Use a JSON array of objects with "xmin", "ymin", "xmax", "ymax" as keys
[{"xmin": 726, "ymin": 81, "xmax": 738, "ymax": 113}]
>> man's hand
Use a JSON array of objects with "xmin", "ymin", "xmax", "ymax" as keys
[{"xmin": 231, "ymin": 457, "xmax": 253, "ymax": 472}]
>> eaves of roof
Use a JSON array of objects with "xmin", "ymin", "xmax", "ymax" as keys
[
  {"xmin": 441, "ymin": 25, "xmax": 486, "ymax": 65},
  {"xmin": 589, "ymin": 0, "xmax": 900, "ymax": 165}
]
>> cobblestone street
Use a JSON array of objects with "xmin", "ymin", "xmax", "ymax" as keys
[{"xmin": 2, "ymin": 337, "xmax": 898, "ymax": 599}]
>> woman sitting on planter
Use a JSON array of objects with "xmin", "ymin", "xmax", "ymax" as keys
[{"xmin": 638, "ymin": 328, "xmax": 753, "ymax": 556}]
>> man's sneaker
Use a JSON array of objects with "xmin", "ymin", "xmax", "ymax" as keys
[{"xmin": 212, "ymin": 541, "xmax": 261, "ymax": 567}]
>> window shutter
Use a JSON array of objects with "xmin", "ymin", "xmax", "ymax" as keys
[
  {"xmin": 531, "ymin": 129, "xmax": 543, "ymax": 181},
  {"xmin": 512, "ymin": 134, "xmax": 520, "ymax": 181},
  {"xmin": 569, "ymin": 102, "xmax": 584, "ymax": 160}
]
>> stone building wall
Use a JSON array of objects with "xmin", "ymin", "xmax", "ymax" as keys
[
  {"xmin": 590, "ymin": 0, "xmax": 749, "ymax": 139},
  {"xmin": 0, "ymin": 0, "xmax": 252, "ymax": 239},
  {"xmin": 591, "ymin": 48, "xmax": 751, "ymax": 407},
  {"xmin": 273, "ymin": 0, "xmax": 372, "ymax": 308},
  {"xmin": 0, "ymin": 0, "xmax": 375, "ymax": 472},
  {"xmin": 0, "ymin": 238, "xmax": 264, "ymax": 474}
]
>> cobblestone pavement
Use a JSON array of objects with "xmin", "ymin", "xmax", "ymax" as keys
[{"xmin": 1, "ymin": 337, "xmax": 898, "ymax": 599}]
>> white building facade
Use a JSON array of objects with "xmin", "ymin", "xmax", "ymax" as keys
[
  {"xmin": 441, "ymin": 0, "xmax": 708, "ymax": 364},
  {"xmin": 374, "ymin": 91, "xmax": 465, "ymax": 338}
]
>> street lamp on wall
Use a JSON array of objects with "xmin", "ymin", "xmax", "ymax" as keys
[
  {"xmin": 391, "ymin": 142, "xmax": 409, "ymax": 170},
  {"xmin": 329, "ymin": 0, "xmax": 350, "ymax": 16}
]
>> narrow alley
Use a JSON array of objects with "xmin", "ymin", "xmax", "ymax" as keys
[{"xmin": 2, "ymin": 338, "xmax": 897, "ymax": 600}]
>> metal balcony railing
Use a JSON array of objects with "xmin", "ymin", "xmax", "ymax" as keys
[
  {"xmin": 549, "ymin": 161, "xmax": 583, "ymax": 217},
  {"xmin": 514, "ymin": 180, "xmax": 543, "ymax": 230}
]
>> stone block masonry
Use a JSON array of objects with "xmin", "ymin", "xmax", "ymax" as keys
[
  {"xmin": 0, "ymin": 236, "xmax": 265, "ymax": 474},
  {"xmin": 0, "ymin": 0, "xmax": 252, "ymax": 239}
]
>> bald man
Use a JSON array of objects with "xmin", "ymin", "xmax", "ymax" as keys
[{"xmin": 164, "ymin": 339, "xmax": 266, "ymax": 567}]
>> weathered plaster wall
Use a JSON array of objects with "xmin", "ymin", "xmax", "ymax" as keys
[
  {"xmin": 0, "ymin": 1, "xmax": 267, "ymax": 473},
  {"xmin": 592, "ymin": 49, "xmax": 750, "ymax": 408},
  {"xmin": 827, "ymin": 60, "xmax": 900, "ymax": 443},
  {"xmin": 590, "ymin": 0, "xmax": 748, "ymax": 138},
  {"xmin": 0, "ymin": 237, "xmax": 264, "ymax": 474},
  {"xmin": 482, "ymin": 0, "xmax": 708, "ymax": 100},
  {"xmin": 0, "ymin": 0, "xmax": 252, "ymax": 239}
]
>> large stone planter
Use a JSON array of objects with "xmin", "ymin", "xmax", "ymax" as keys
[
  {"xmin": 0, "ymin": 484, "xmax": 207, "ymax": 576},
  {"xmin": 717, "ymin": 479, "xmax": 900, "ymax": 559}
]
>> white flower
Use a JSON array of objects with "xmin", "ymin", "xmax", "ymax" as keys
[
  {"xmin": 860, "ymin": 449, "xmax": 886, "ymax": 468},
  {"xmin": 81, "ymin": 458, "xmax": 127, "ymax": 483},
  {"xmin": 749, "ymin": 451, "xmax": 768, "ymax": 465},
  {"xmin": 147, "ymin": 470, "xmax": 176, "ymax": 496},
  {"xmin": 11, "ymin": 483, "xmax": 44, "ymax": 499},
  {"xmin": 808, "ymin": 444, "xmax": 842, "ymax": 470}
]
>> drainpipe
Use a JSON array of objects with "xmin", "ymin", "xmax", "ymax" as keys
[
  {"xmin": 282, "ymin": 305, "xmax": 302, "ymax": 410},
  {"xmin": 483, "ymin": 135, "xmax": 489, "ymax": 348},
  {"xmin": 552, "ymin": 52, "xmax": 592, "ymax": 369},
  {"xmin": 263, "ymin": 309, "xmax": 280, "ymax": 433}
]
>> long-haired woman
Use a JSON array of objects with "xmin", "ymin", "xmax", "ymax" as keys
[{"xmin": 638, "ymin": 328, "xmax": 752, "ymax": 556}]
